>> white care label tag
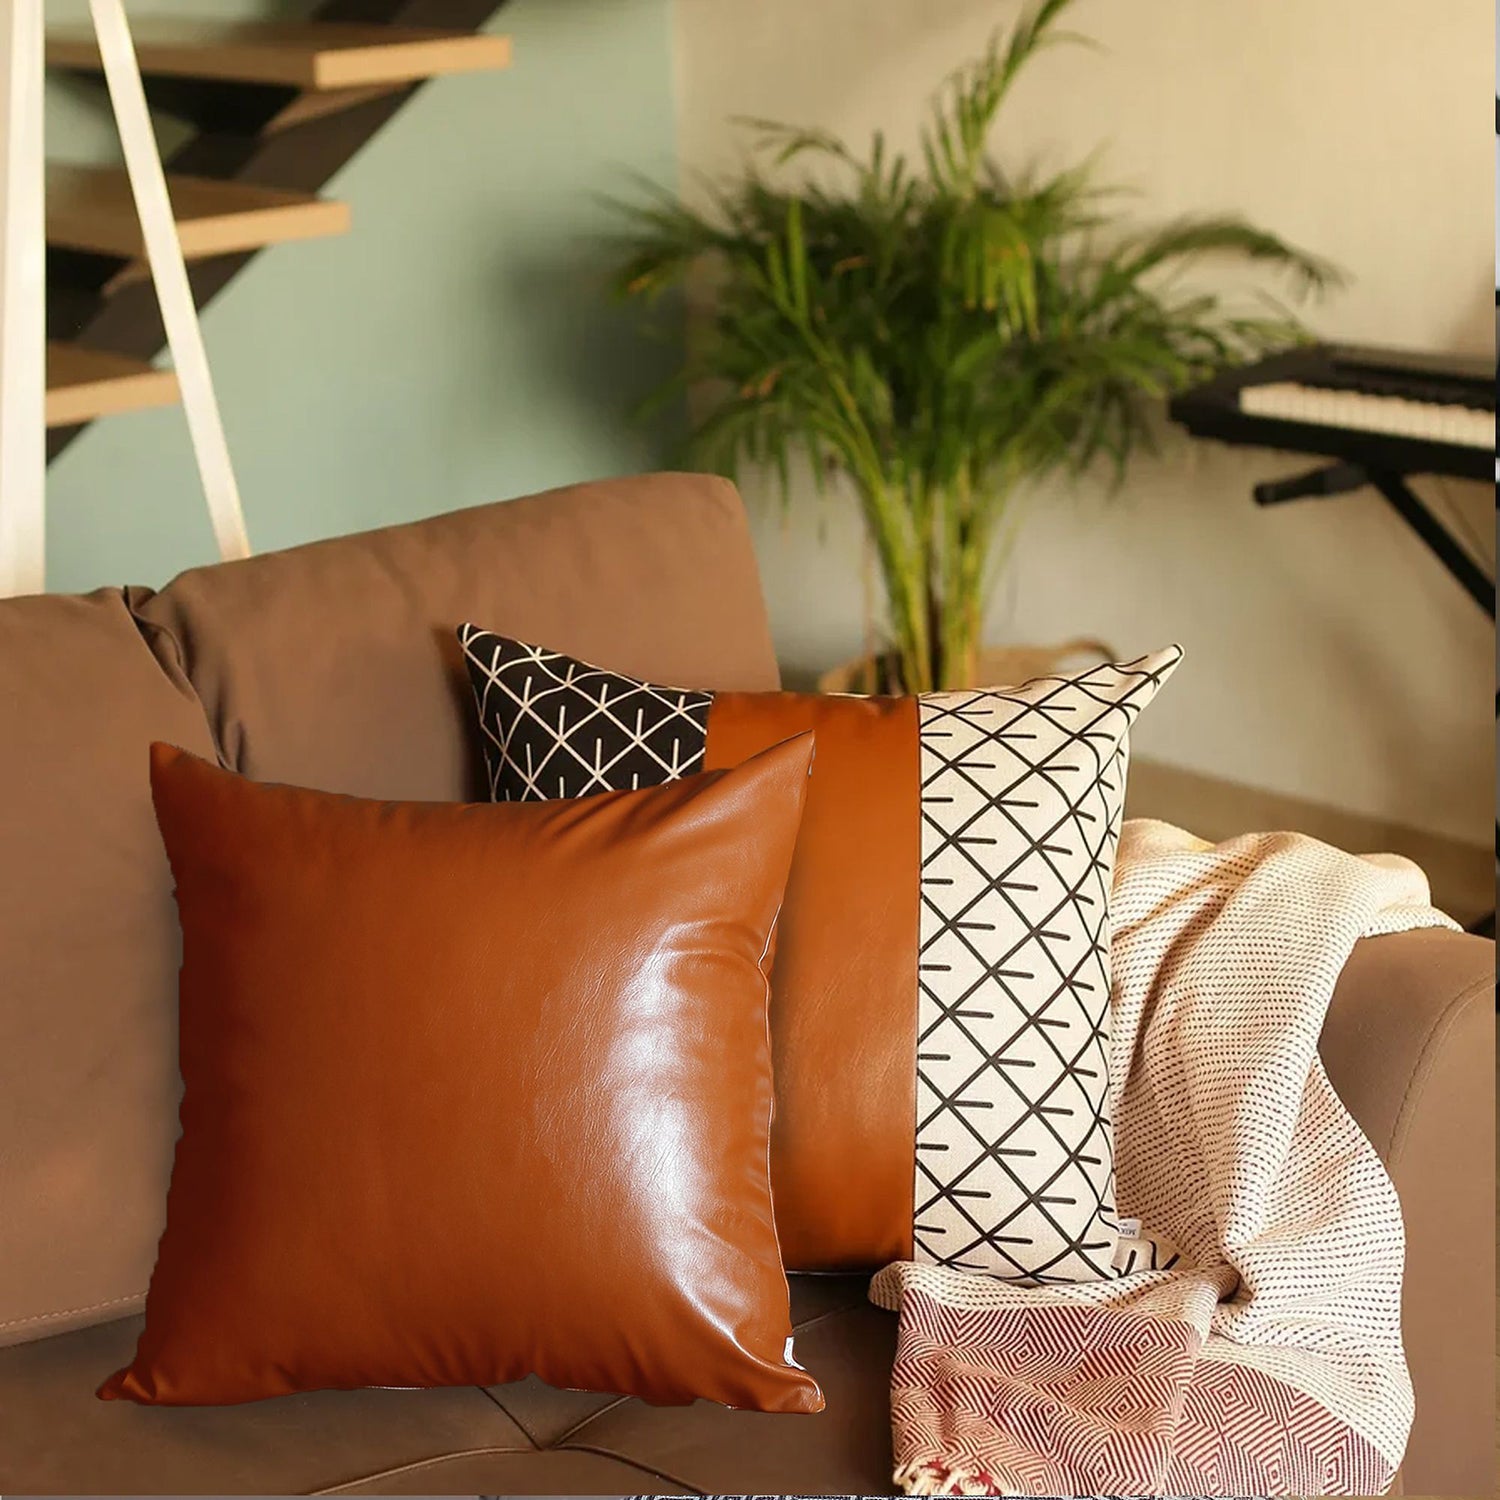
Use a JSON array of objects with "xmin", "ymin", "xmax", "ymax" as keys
[{"xmin": 1117, "ymin": 1216, "xmax": 1142, "ymax": 1239}]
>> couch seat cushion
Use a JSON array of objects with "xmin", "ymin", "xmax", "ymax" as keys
[
  {"xmin": 0, "ymin": 1312, "xmax": 528, "ymax": 1494},
  {"xmin": 0, "ymin": 1277, "xmax": 897, "ymax": 1495}
]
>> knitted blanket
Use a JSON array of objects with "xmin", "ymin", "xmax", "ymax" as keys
[{"xmin": 871, "ymin": 820, "xmax": 1457, "ymax": 1497}]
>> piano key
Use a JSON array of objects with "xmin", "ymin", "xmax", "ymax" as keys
[{"xmin": 1239, "ymin": 381, "xmax": 1496, "ymax": 450}]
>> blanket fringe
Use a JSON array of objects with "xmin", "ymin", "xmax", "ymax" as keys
[{"xmin": 895, "ymin": 1457, "xmax": 1002, "ymax": 1496}]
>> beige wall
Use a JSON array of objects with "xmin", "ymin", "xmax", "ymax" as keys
[{"xmin": 673, "ymin": 0, "xmax": 1495, "ymax": 846}]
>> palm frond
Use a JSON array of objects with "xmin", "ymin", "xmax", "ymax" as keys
[
  {"xmin": 923, "ymin": 0, "xmax": 1093, "ymax": 195},
  {"xmin": 1111, "ymin": 215, "xmax": 1344, "ymax": 296},
  {"xmin": 734, "ymin": 117, "xmax": 861, "ymax": 172}
]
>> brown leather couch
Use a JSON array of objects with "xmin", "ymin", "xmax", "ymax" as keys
[{"xmin": 0, "ymin": 474, "xmax": 1492, "ymax": 1496}]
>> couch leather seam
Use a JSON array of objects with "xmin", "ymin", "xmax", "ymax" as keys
[
  {"xmin": 308, "ymin": 1443, "xmax": 546, "ymax": 1494},
  {"xmin": 0, "ymin": 1290, "xmax": 145, "ymax": 1330},
  {"xmin": 1386, "ymin": 971, "xmax": 1492, "ymax": 1172},
  {"xmin": 556, "ymin": 1440, "xmax": 705, "ymax": 1495},
  {"xmin": 792, "ymin": 1301, "xmax": 867, "ymax": 1335},
  {"xmin": 545, "ymin": 1391, "xmax": 633, "ymax": 1447},
  {"xmin": 469, "ymin": 1383, "xmax": 545, "ymax": 1448}
]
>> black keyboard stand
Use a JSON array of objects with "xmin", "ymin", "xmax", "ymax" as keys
[
  {"xmin": 1254, "ymin": 460, "xmax": 1496, "ymax": 616},
  {"xmin": 1255, "ymin": 459, "xmax": 1497, "ymax": 936}
]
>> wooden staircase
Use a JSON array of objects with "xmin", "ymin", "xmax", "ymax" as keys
[
  {"xmin": 47, "ymin": 164, "xmax": 351, "ymax": 261},
  {"xmin": 46, "ymin": 342, "xmax": 178, "ymax": 428},
  {"xmin": 45, "ymin": 2, "xmax": 510, "ymax": 446},
  {"xmin": 48, "ymin": 19, "xmax": 511, "ymax": 90}
]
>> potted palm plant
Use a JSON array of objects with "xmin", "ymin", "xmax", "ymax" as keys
[{"xmin": 611, "ymin": 0, "xmax": 1339, "ymax": 693}]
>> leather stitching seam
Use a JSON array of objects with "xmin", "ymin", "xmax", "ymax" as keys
[
  {"xmin": 0, "ymin": 1290, "xmax": 145, "ymax": 1330},
  {"xmin": 791, "ymin": 1302, "xmax": 866, "ymax": 1336},
  {"xmin": 545, "ymin": 1391, "xmax": 633, "ymax": 1447},
  {"xmin": 470, "ymin": 1383, "xmax": 541, "ymax": 1450},
  {"xmin": 556, "ymin": 1440, "xmax": 705, "ymax": 1495},
  {"xmin": 309, "ymin": 1443, "xmax": 548, "ymax": 1495}
]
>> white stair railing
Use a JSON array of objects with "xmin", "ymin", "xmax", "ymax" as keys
[
  {"xmin": 89, "ymin": 0, "xmax": 248, "ymax": 566},
  {"xmin": 0, "ymin": 0, "xmax": 250, "ymax": 598},
  {"xmin": 0, "ymin": 0, "xmax": 45, "ymax": 597}
]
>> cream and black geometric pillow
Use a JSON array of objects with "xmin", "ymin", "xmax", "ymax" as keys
[
  {"xmin": 461, "ymin": 624, "xmax": 1182, "ymax": 1283},
  {"xmin": 462, "ymin": 630, "xmax": 712, "ymax": 800}
]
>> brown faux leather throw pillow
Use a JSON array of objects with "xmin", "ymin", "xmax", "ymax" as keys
[{"xmin": 100, "ymin": 739, "xmax": 822, "ymax": 1412}]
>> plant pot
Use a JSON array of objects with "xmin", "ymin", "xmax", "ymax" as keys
[{"xmin": 816, "ymin": 636, "xmax": 1117, "ymax": 696}]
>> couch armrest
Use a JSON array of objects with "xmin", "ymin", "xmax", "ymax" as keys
[{"xmin": 1320, "ymin": 928, "xmax": 1495, "ymax": 1497}]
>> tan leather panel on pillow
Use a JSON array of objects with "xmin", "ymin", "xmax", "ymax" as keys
[
  {"xmin": 704, "ymin": 692, "xmax": 919, "ymax": 1269},
  {"xmin": 101, "ymin": 740, "xmax": 822, "ymax": 1412},
  {"xmin": 0, "ymin": 590, "xmax": 219, "ymax": 1349}
]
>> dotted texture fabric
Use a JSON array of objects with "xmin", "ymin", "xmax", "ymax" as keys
[{"xmin": 871, "ymin": 821, "xmax": 1456, "ymax": 1497}]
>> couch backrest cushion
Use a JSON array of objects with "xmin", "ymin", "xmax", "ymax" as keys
[
  {"xmin": 0, "ymin": 589, "xmax": 219, "ymax": 1347},
  {"xmin": 134, "ymin": 474, "xmax": 780, "ymax": 800}
]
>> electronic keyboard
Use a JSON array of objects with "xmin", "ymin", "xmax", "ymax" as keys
[
  {"xmin": 1169, "ymin": 343, "xmax": 1496, "ymax": 482},
  {"xmin": 1172, "ymin": 340, "xmax": 1498, "ymax": 938}
]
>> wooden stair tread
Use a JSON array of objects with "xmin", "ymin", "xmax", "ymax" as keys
[
  {"xmin": 47, "ymin": 19, "xmax": 512, "ymax": 91},
  {"xmin": 46, "ymin": 163, "xmax": 350, "ymax": 259},
  {"xmin": 47, "ymin": 343, "xmax": 179, "ymax": 427}
]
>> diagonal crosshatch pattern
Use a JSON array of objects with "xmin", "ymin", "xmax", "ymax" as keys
[
  {"xmin": 913, "ymin": 648, "xmax": 1183, "ymax": 1282},
  {"xmin": 459, "ymin": 627, "xmax": 711, "ymax": 801}
]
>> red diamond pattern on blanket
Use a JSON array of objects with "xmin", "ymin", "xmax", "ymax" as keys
[
  {"xmin": 889, "ymin": 1285, "xmax": 1392, "ymax": 1497},
  {"xmin": 1166, "ymin": 1361, "xmax": 1390, "ymax": 1497}
]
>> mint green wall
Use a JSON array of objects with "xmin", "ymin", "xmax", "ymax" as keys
[{"xmin": 45, "ymin": 0, "xmax": 679, "ymax": 593}]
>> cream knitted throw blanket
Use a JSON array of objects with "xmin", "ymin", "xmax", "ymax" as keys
[{"xmin": 871, "ymin": 820, "xmax": 1457, "ymax": 1497}]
